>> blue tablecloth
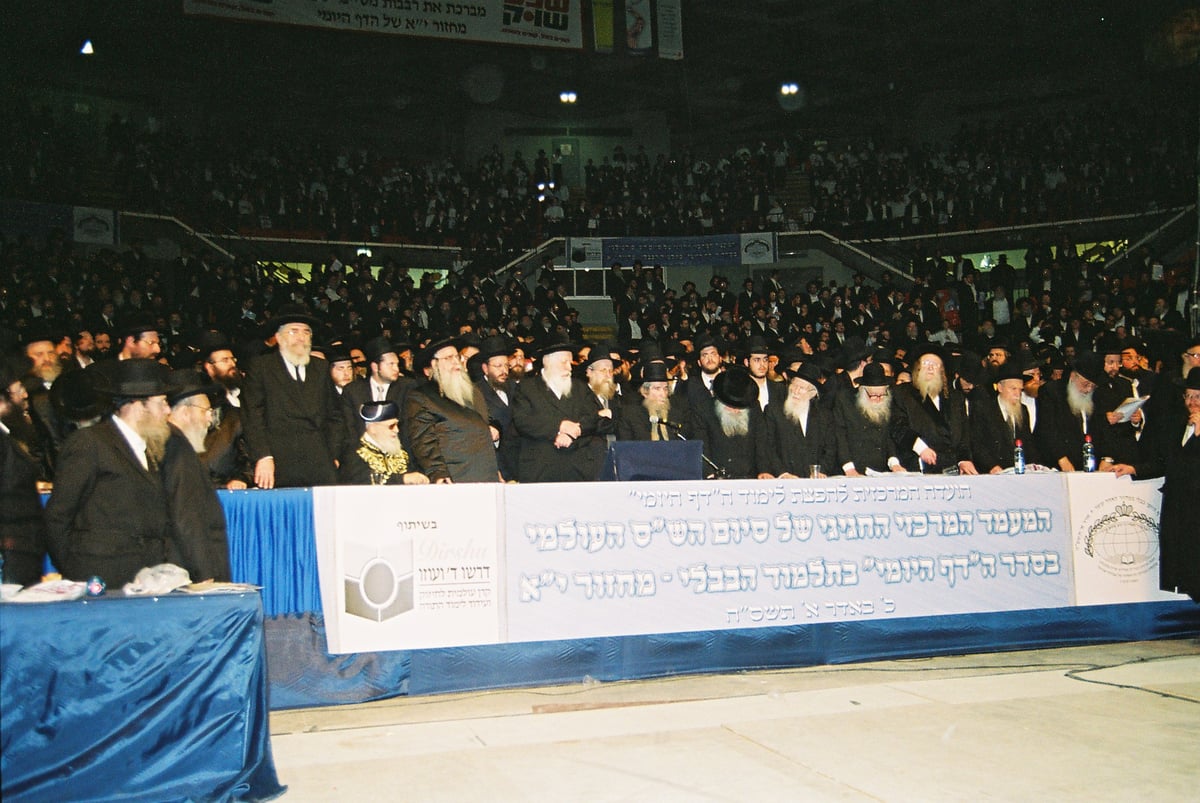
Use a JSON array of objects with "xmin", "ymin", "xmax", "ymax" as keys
[{"xmin": 0, "ymin": 593, "xmax": 284, "ymax": 802}]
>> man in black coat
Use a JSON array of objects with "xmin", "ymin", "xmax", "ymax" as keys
[
  {"xmin": 0, "ymin": 360, "xmax": 46, "ymax": 586},
  {"xmin": 891, "ymin": 343, "xmax": 978, "ymax": 474},
  {"xmin": 970, "ymin": 362, "xmax": 1042, "ymax": 473},
  {"xmin": 616, "ymin": 361, "xmax": 693, "ymax": 441},
  {"xmin": 1156, "ymin": 370, "xmax": 1200, "ymax": 601},
  {"xmin": 756, "ymin": 362, "xmax": 838, "ymax": 478},
  {"xmin": 241, "ymin": 305, "xmax": 346, "ymax": 488},
  {"xmin": 340, "ymin": 335, "xmax": 417, "ymax": 445},
  {"xmin": 1035, "ymin": 351, "xmax": 1105, "ymax": 472},
  {"xmin": 474, "ymin": 335, "xmax": 520, "ymax": 482},
  {"xmin": 197, "ymin": 331, "xmax": 252, "ymax": 489},
  {"xmin": 511, "ymin": 338, "xmax": 605, "ymax": 482},
  {"xmin": 834, "ymin": 362, "xmax": 905, "ymax": 476},
  {"xmin": 693, "ymin": 366, "xmax": 763, "ymax": 479},
  {"xmin": 163, "ymin": 372, "xmax": 232, "ymax": 582},
  {"xmin": 404, "ymin": 337, "xmax": 500, "ymax": 484},
  {"xmin": 44, "ymin": 360, "xmax": 175, "ymax": 585}
]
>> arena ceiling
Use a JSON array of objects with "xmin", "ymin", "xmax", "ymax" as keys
[{"xmin": 0, "ymin": 1, "xmax": 1172, "ymax": 144}]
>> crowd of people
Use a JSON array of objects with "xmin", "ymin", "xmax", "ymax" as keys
[
  {"xmin": 4, "ymin": 90, "xmax": 1194, "ymax": 261},
  {"xmin": 1, "ymin": 222, "xmax": 1198, "ymax": 600}
]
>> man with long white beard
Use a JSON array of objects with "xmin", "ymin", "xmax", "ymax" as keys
[
  {"xmin": 339, "ymin": 402, "xmax": 430, "ymax": 486},
  {"xmin": 970, "ymin": 362, "xmax": 1042, "ymax": 473},
  {"xmin": 45, "ymin": 360, "xmax": 177, "ymax": 585},
  {"xmin": 161, "ymin": 371, "xmax": 232, "ymax": 582},
  {"xmin": 834, "ymin": 362, "xmax": 905, "ymax": 476},
  {"xmin": 404, "ymin": 337, "xmax": 499, "ymax": 483},
  {"xmin": 616, "ymin": 361, "xmax": 691, "ymax": 441},
  {"xmin": 1036, "ymin": 350, "xmax": 1106, "ymax": 472},
  {"xmin": 757, "ymin": 362, "xmax": 838, "ymax": 478},
  {"xmin": 694, "ymin": 366, "xmax": 762, "ymax": 479},
  {"xmin": 891, "ymin": 344, "xmax": 978, "ymax": 474},
  {"xmin": 242, "ymin": 304, "xmax": 345, "ymax": 488},
  {"xmin": 511, "ymin": 337, "xmax": 604, "ymax": 482}
]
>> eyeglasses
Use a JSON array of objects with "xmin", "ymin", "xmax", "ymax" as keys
[
  {"xmin": 1184, "ymin": 352, "xmax": 1200, "ymax": 360},
  {"xmin": 182, "ymin": 403, "xmax": 214, "ymax": 416}
]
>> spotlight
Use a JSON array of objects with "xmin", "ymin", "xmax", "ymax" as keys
[
  {"xmin": 559, "ymin": 91, "xmax": 577, "ymax": 104},
  {"xmin": 80, "ymin": 39, "xmax": 95, "ymax": 55},
  {"xmin": 780, "ymin": 83, "xmax": 799, "ymax": 96}
]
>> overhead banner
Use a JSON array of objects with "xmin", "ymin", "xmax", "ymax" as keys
[
  {"xmin": 656, "ymin": 0, "xmax": 683, "ymax": 60},
  {"xmin": 567, "ymin": 233, "xmax": 777, "ymax": 269},
  {"xmin": 504, "ymin": 474, "xmax": 1074, "ymax": 643},
  {"xmin": 1066, "ymin": 474, "xmax": 1186, "ymax": 606},
  {"xmin": 183, "ymin": 0, "xmax": 585, "ymax": 50},
  {"xmin": 72, "ymin": 206, "xmax": 116, "ymax": 245},
  {"xmin": 313, "ymin": 485, "xmax": 503, "ymax": 653}
]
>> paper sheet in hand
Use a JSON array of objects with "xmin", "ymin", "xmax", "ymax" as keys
[{"xmin": 1113, "ymin": 396, "xmax": 1148, "ymax": 423}]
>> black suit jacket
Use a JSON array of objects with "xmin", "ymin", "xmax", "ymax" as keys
[
  {"xmin": 44, "ymin": 419, "xmax": 172, "ymax": 585},
  {"xmin": 1035, "ymin": 379, "xmax": 1096, "ymax": 469},
  {"xmin": 757, "ymin": 402, "xmax": 839, "ymax": 476},
  {"xmin": 161, "ymin": 426, "xmax": 231, "ymax": 581},
  {"xmin": 476, "ymin": 378, "xmax": 520, "ymax": 481},
  {"xmin": 241, "ymin": 353, "xmax": 345, "ymax": 487},
  {"xmin": 0, "ymin": 429, "xmax": 48, "ymax": 585},
  {"xmin": 511, "ymin": 375, "xmax": 604, "ymax": 482},
  {"xmin": 970, "ymin": 395, "xmax": 1041, "ymax": 472},
  {"xmin": 403, "ymin": 383, "xmax": 499, "ymax": 483},
  {"xmin": 341, "ymin": 376, "xmax": 417, "ymax": 446},
  {"xmin": 891, "ymin": 385, "xmax": 972, "ymax": 472}
]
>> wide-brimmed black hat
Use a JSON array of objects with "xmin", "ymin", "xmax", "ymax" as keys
[
  {"xmin": 97, "ymin": 358, "xmax": 169, "ymax": 398},
  {"xmin": 165, "ymin": 370, "xmax": 223, "ymax": 407},
  {"xmin": 195, "ymin": 330, "xmax": 235, "ymax": 361},
  {"xmin": 694, "ymin": 334, "xmax": 726, "ymax": 358},
  {"xmin": 270, "ymin": 303, "xmax": 320, "ymax": 331},
  {"xmin": 713, "ymin": 366, "xmax": 758, "ymax": 409},
  {"xmin": 325, "ymin": 344, "xmax": 353, "ymax": 365},
  {"xmin": 18, "ymin": 321, "xmax": 61, "ymax": 347},
  {"xmin": 478, "ymin": 335, "xmax": 513, "ymax": 361},
  {"xmin": 583, "ymin": 341, "xmax": 620, "ymax": 368},
  {"xmin": 994, "ymin": 361, "xmax": 1028, "ymax": 384},
  {"xmin": 839, "ymin": 336, "xmax": 871, "ymax": 369},
  {"xmin": 907, "ymin": 341, "xmax": 944, "ymax": 368},
  {"xmin": 1071, "ymin": 352, "xmax": 1107, "ymax": 387},
  {"xmin": 854, "ymin": 362, "xmax": 895, "ymax": 387},
  {"xmin": 1184, "ymin": 366, "xmax": 1200, "ymax": 390},
  {"xmin": 536, "ymin": 334, "xmax": 577, "ymax": 358},
  {"xmin": 417, "ymin": 335, "xmax": 461, "ymax": 371},
  {"xmin": 51, "ymin": 364, "xmax": 112, "ymax": 421},
  {"xmin": 359, "ymin": 401, "xmax": 399, "ymax": 422},
  {"xmin": 782, "ymin": 361, "xmax": 825, "ymax": 392},
  {"xmin": 742, "ymin": 335, "xmax": 774, "ymax": 357},
  {"xmin": 117, "ymin": 313, "xmax": 160, "ymax": 341},
  {"xmin": 363, "ymin": 335, "xmax": 398, "ymax": 364},
  {"xmin": 639, "ymin": 361, "xmax": 670, "ymax": 384}
]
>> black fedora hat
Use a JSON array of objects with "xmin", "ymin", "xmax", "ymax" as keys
[
  {"xmin": 854, "ymin": 362, "xmax": 895, "ymax": 387},
  {"xmin": 993, "ymin": 361, "xmax": 1028, "ymax": 384},
  {"xmin": 51, "ymin": 364, "xmax": 112, "ymax": 421},
  {"xmin": 270, "ymin": 303, "xmax": 320, "ymax": 331},
  {"xmin": 839, "ymin": 336, "xmax": 871, "ymax": 369},
  {"xmin": 117, "ymin": 313, "xmax": 160, "ymax": 341},
  {"xmin": 536, "ymin": 333, "xmax": 577, "ymax": 359},
  {"xmin": 417, "ymin": 335, "xmax": 461, "ymax": 371},
  {"xmin": 782, "ymin": 361, "xmax": 825, "ymax": 392},
  {"xmin": 18, "ymin": 321, "xmax": 61, "ymax": 347},
  {"xmin": 583, "ymin": 340, "xmax": 620, "ymax": 368},
  {"xmin": 478, "ymin": 335, "xmax": 513, "ymax": 362},
  {"xmin": 639, "ymin": 361, "xmax": 670, "ymax": 384},
  {"xmin": 907, "ymin": 341, "xmax": 944, "ymax": 368},
  {"xmin": 713, "ymin": 366, "xmax": 758, "ymax": 409},
  {"xmin": 362, "ymin": 335, "xmax": 398, "ymax": 365},
  {"xmin": 97, "ymin": 358, "xmax": 169, "ymax": 398},
  {"xmin": 742, "ymin": 335, "xmax": 774, "ymax": 358},
  {"xmin": 165, "ymin": 369, "xmax": 223, "ymax": 407},
  {"xmin": 195, "ymin": 330, "xmax": 235, "ymax": 361},
  {"xmin": 1071, "ymin": 352, "xmax": 1107, "ymax": 387}
]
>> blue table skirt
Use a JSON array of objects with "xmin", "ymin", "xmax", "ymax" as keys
[
  {"xmin": 213, "ymin": 489, "xmax": 1200, "ymax": 710},
  {"xmin": 1, "ymin": 593, "xmax": 284, "ymax": 802}
]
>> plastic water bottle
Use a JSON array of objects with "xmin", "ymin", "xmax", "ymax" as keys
[
  {"xmin": 1013, "ymin": 439, "xmax": 1026, "ymax": 475},
  {"xmin": 1082, "ymin": 434, "xmax": 1097, "ymax": 473}
]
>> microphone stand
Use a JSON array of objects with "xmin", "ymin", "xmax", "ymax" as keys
[{"xmin": 654, "ymin": 417, "xmax": 727, "ymax": 479}]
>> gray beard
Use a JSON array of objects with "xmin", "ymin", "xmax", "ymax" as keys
[
  {"xmin": 142, "ymin": 421, "xmax": 171, "ymax": 464},
  {"xmin": 590, "ymin": 377, "xmax": 617, "ymax": 401},
  {"xmin": 999, "ymin": 397, "xmax": 1024, "ymax": 429},
  {"xmin": 715, "ymin": 403, "xmax": 750, "ymax": 437},
  {"xmin": 856, "ymin": 387, "xmax": 891, "ymax": 426},
  {"xmin": 434, "ymin": 364, "xmax": 477, "ymax": 409},
  {"xmin": 280, "ymin": 344, "xmax": 311, "ymax": 367},
  {"xmin": 913, "ymin": 371, "xmax": 944, "ymax": 401},
  {"xmin": 643, "ymin": 398, "xmax": 670, "ymax": 421},
  {"xmin": 1066, "ymin": 382, "xmax": 1094, "ymax": 419}
]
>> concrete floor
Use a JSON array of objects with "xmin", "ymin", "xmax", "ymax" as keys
[{"xmin": 269, "ymin": 639, "xmax": 1200, "ymax": 802}]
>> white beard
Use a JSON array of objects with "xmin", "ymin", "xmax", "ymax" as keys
[
  {"xmin": 999, "ymin": 397, "xmax": 1024, "ymax": 429},
  {"xmin": 279, "ymin": 343, "xmax": 311, "ymax": 367},
  {"xmin": 542, "ymin": 371, "xmax": 573, "ymax": 399},
  {"xmin": 856, "ymin": 387, "xmax": 891, "ymax": 426},
  {"xmin": 715, "ymin": 403, "xmax": 750, "ymax": 437},
  {"xmin": 1066, "ymin": 381, "xmax": 1094, "ymax": 419},
  {"xmin": 913, "ymin": 370, "xmax": 944, "ymax": 401},
  {"xmin": 783, "ymin": 396, "xmax": 810, "ymax": 429}
]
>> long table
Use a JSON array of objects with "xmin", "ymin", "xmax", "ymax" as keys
[
  {"xmin": 218, "ymin": 476, "xmax": 1200, "ymax": 709},
  {"xmin": 0, "ymin": 592, "xmax": 284, "ymax": 802}
]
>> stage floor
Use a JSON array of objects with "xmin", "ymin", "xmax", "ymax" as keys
[{"xmin": 269, "ymin": 638, "xmax": 1200, "ymax": 801}]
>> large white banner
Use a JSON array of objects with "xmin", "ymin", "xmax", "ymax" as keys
[
  {"xmin": 1065, "ymin": 474, "xmax": 1186, "ymax": 606},
  {"xmin": 183, "ymin": 0, "xmax": 584, "ymax": 50},
  {"xmin": 313, "ymin": 485, "xmax": 503, "ymax": 653},
  {"xmin": 504, "ymin": 475, "xmax": 1074, "ymax": 643}
]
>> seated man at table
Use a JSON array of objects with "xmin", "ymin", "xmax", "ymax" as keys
[
  {"xmin": 44, "ymin": 359, "xmax": 175, "ymax": 585},
  {"xmin": 340, "ymin": 402, "xmax": 430, "ymax": 486}
]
